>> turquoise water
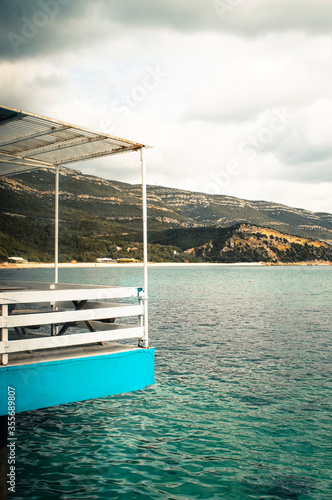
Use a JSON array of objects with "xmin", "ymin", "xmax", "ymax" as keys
[{"xmin": 1, "ymin": 265, "xmax": 331, "ymax": 499}]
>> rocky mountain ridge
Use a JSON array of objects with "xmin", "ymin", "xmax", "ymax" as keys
[
  {"xmin": 181, "ymin": 224, "xmax": 332, "ymax": 264},
  {"xmin": 0, "ymin": 167, "xmax": 331, "ymax": 263}
]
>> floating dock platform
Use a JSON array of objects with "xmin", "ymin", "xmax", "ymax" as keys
[{"xmin": 0, "ymin": 281, "xmax": 154, "ymax": 415}]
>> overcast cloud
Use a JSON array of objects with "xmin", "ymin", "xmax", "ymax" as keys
[{"xmin": 1, "ymin": 0, "xmax": 332, "ymax": 213}]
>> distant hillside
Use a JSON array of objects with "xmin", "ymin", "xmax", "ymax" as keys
[
  {"xmin": 147, "ymin": 186, "xmax": 332, "ymax": 244},
  {"xmin": 150, "ymin": 223, "xmax": 332, "ymax": 264},
  {"xmin": 0, "ymin": 167, "xmax": 331, "ymax": 263}
]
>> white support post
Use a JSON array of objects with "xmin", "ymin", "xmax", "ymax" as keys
[
  {"xmin": 52, "ymin": 166, "xmax": 60, "ymax": 335},
  {"xmin": 1, "ymin": 305, "xmax": 8, "ymax": 365},
  {"xmin": 54, "ymin": 166, "xmax": 60, "ymax": 284},
  {"xmin": 140, "ymin": 147, "xmax": 148, "ymax": 348}
]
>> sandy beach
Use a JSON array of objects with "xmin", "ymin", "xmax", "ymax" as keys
[
  {"xmin": 0, "ymin": 261, "xmax": 263, "ymax": 269},
  {"xmin": 0, "ymin": 261, "xmax": 331, "ymax": 270}
]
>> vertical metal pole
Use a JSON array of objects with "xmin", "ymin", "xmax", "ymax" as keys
[
  {"xmin": 52, "ymin": 166, "xmax": 60, "ymax": 335},
  {"xmin": 140, "ymin": 148, "xmax": 148, "ymax": 348},
  {"xmin": 54, "ymin": 166, "xmax": 59, "ymax": 284}
]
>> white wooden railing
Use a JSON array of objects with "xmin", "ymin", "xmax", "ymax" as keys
[{"xmin": 0, "ymin": 281, "xmax": 148, "ymax": 366}]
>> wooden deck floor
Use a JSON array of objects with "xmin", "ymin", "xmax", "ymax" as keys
[{"xmin": 7, "ymin": 341, "xmax": 138, "ymax": 366}]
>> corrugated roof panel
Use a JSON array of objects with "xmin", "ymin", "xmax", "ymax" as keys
[
  {"xmin": 0, "ymin": 154, "xmax": 15, "ymax": 163},
  {"xmin": 29, "ymin": 138, "xmax": 131, "ymax": 165},
  {"xmin": 1, "ymin": 129, "xmax": 95, "ymax": 155},
  {"xmin": 0, "ymin": 117, "xmax": 61, "ymax": 151},
  {"xmin": 0, "ymin": 105, "xmax": 147, "ymax": 176},
  {"xmin": 0, "ymin": 120, "xmax": 46, "ymax": 142}
]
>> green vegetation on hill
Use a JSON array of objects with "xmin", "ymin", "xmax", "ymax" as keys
[
  {"xmin": 0, "ymin": 167, "xmax": 331, "ymax": 264},
  {"xmin": 150, "ymin": 224, "xmax": 332, "ymax": 263}
]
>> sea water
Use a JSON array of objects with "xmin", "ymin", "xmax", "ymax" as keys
[{"xmin": 1, "ymin": 265, "xmax": 331, "ymax": 499}]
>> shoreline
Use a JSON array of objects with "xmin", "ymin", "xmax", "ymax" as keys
[{"xmin": 0, "ymin": 261, "xmax": 331, "ymax": 269}]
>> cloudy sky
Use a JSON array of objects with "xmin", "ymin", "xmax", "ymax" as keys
[{"xmin": 1, "ymin": 0, "xmax": 332, "ymax": 213}]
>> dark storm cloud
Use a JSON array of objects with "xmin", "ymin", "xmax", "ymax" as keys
[
  {"xmin": 1, "ymin": 0, "xmax": 210, "ymax": 60},
  {"xmin": 1, "ymin": 0, "xmax": 332, "ymax": 60},
  {"xmin": 0, "ymin": 0, "xmax": 95, "ymax": 59},
  {"xmin": 100, "ymin": 0, "xmax": 332, "ymax": 36}
]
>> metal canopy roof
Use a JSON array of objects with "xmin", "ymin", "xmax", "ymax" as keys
[{"xmin": 0, "ymin": 105, "xmax": 145, "ymax": 176}]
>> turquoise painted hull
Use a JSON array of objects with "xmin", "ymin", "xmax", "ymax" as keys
[{"xmin": 0, "ymin": 348, "xmax": 154, "ymax": 415}]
